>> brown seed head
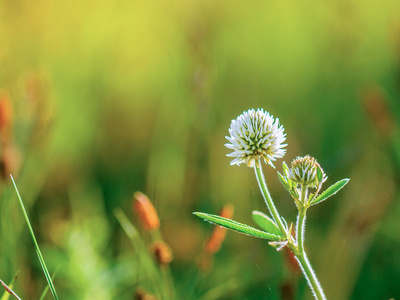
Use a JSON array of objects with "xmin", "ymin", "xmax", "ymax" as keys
[
  {"xmin": 133, "ymin": 191, "xmax": 160, "ymax": 231},
  {"xmin": 204, "ymin": 204, "xmax": 234, "ymax": 254},
  {"xmin": 151, "ymin": 241, "xmax": 173, "ymax": 266}
]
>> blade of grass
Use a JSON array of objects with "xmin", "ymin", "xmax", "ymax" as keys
[
  {"xmin": 38, "ymin": 266, "xmax": 59, "ymax": 300},
  {"xmin": 0, "ymin": 279, "xmax": 21, "ymax": 300},
  {"xmin": 10, "ymin": 175, "xmax": 59, "ymax": 300},
  {"xmin": 1, "ymin": 270, "xmax": 19, "ymax": 300},
  {"xmin": 113, "ymin": 208, "xmax": 163, "ymax": 298}
]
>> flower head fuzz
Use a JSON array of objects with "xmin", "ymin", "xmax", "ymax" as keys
[
  {"xmin": 289, "ymin": 155, "xmax": 326, "ymax": 188},
  {"xmin": 225, "ymin": 109, "xmax": 287, "ymax": 167}
]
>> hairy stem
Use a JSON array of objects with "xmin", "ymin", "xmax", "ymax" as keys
[
  {"xmin": 295, "ymin": 188, "xmax": 326, "ymax": 300},
  {"xmin": 253, "ymin": 159, "xmax": 287, "ymax": 236},
  {"xmin": 296, "ymin": 251, "xmax": 326, "ymax": 300},
  {"xmin": 296, "ymin": 186, "xmax": 307, "ymax": 252}
]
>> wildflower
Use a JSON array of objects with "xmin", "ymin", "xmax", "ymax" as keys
[
  {"xmin": 225, "ymin": 109, "xmax": 286, "ymax": 167},
  {"xmin": 289, "ymin": 155, "xmax": 326, "ymax": 188},
  {"xmin": 151, "ymin": 241, "xmax": 173, "ymax": 266},
  {"xmin": 133, "ymin": 192, "xmax": 160, "ymax": 231}
]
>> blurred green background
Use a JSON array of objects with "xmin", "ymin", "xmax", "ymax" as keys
[{"xmin": 1, "ymin": 0, "xmax": 400, "ymax": 299}]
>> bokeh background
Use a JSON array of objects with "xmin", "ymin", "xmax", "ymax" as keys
[{"xmin": 1, "ymin": 0, "xmax": 400, "ymax": 299}]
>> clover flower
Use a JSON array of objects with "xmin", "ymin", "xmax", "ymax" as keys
[
  {"xmin": 225, "ymin": 109, "xmax": 287, "ymax": 167},
  {"xmin": 289, "ymin": 155, "xmax": 326, "ymax": 188}
]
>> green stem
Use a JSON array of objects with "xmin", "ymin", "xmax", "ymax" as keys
[
  {"xmin": 297, "ymin": 186, "xmax": 307, "ymax": 253},
  {"xmin": 253, "ymin": 159, "xmax": 287, "ymax": 236},
  {"xmin": 296, "ymin": 252, "xmax": 326, "ymax": 300},
  {"xmin": 10, "ymin": 175, "xmax": 59, "ymax": 300},
  {"xmin": 295, "ymin": 189, "xmax": 326, "ymax": 300}
]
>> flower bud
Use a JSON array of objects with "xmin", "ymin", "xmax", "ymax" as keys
[
  {"xmin": 133, "ymin": 191, "xmax": 160, "ymax": 231},
  {"xmin": 151, "ymin": 241, "xmax": 173, "ymax": 266},
  {"xmin": 289, "ymin": 155, "xmax": 326, "ymax": 188},
  {"xmin": 0, "ymin": 92, "xmax": 13, "ymax": 145}
]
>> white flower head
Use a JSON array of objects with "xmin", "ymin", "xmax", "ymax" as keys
[{"xmin": 225, "ymin": 108, "xmax": 287, "ymax": 168}]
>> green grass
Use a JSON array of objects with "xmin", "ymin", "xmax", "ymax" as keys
[{"xmin": 10, "ymin": 176, "xmax": 59, "ymax": 300}]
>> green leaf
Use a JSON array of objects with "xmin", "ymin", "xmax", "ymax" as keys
[
  {"xmin": 282, "ymin": 161, "xmax": 290, "ymax": 177},
  {"xmin": 194, "ymin": 212, "xmax": 282, "ymax": 241},
  {"xmin": 252, "ymin": 211, "xmax": 285, "ymax": 237},
  {"xmin": 310, "ymin": 178, "xmax": 350, "ymax": 206},
  {"xmin": 277, "ymin": 171, "xmax": 291, "ymax": 193},
  {"xmin": 316, "ymin": 165, "xmax": 324, "ymax": 183}
]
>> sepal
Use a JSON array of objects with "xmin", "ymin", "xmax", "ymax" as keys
[{"xmin": 268, "ymin": 240, "xmax": 288, "ymax": 251}]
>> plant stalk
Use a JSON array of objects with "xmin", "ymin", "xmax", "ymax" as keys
[
  {"xmin": 253, "ymin": 159, "xmax": 287, "ymax": 236},
  {"xmin": 295, "ymin": 250, "xmax": 326, "ymax": 300},
  {"xmin": 295, "ymin": 189, "xmax": 326, "ymax": 300}
]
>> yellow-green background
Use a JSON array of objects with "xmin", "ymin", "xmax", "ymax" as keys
[{"xmin": 1, "ymin": 0, "xmax": 400, "ymax": 299}]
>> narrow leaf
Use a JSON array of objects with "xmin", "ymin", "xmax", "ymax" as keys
[
  {"xmin": 282, "ymin": 161, "xmax": 290, "ymax": 177},
  {"xmin": 0, "ymin": 279, "xmax": 21, "ymax": 300},
  {"xmin": 310, "ymin": 178, "xmax": 350, "ymax": 206},
  {"xmin": 1, "ymin": 271, "xmax": 19, "ymax": 300},
  {"xmin": 10, "ymin": 175, "xmax": 59, "ymax": 300},
  {"xmin": 194, "ymin": 212, "xmax": 282, "ymax": 241},
  {"xmin": 252, "ymin": 211, "xmax": 284, "ymax": 237},
  {"xmin": 38, "ymin": 267, "xmax": 59, "ymax": 300},
  {"xmin": 316, "ymin": 166, "xmax": 324, "ymax": 183},
  {"xmin": 277, "ymin": 172, "xmax": 291, "ymax": 193}
]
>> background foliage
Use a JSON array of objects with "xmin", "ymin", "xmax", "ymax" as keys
[{"xmin": 1, "ymin": 0, "xmax": 400, "ymax": 299}]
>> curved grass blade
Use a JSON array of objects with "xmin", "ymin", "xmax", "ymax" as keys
[
  {"xmin": 194, "ymin": 212, "xmax": 281, "ymax": 241},
  {"xmin": 310, "ymin": 178, "xmax": 350, "ymax": 206},
  {"xmin": 252, "ymin": 211, "xmax": 285, "ymax": 237},
  {"xmin": 10, "ymin": 175, "xmax": 59, "ymax": 300}
]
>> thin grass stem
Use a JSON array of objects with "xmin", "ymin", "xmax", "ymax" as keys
[
  {"xmin": 0, "ymin": 279, "xmax": 21, "ymax": 300},
  {"xmin": 38, "ymin": 266, "xmax": 59, "ymax": 300},
  {"xmin": 10, "ymin": 175, "xmax": 59, "ymax": 300}
]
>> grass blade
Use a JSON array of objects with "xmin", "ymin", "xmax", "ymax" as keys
[
  {"xmin": 1, "ymin": 270, "xmax": 19, "ymax": 300},
  {"xmin": 10, "ymin": 175, "xmax": 59, "ymax": 300},
  {"xmin": 0, "ymin": 279, "xmax": 21, "ymax": 300},
  {"xmin": 38, "ymin": 267, "xmax": 59, "ymax": 300}
]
